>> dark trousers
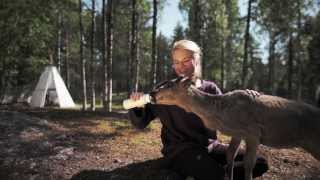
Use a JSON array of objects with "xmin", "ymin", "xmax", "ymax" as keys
[{"xmin": 170, "ymin": 145, "xmax": 269, "ymax": 180}]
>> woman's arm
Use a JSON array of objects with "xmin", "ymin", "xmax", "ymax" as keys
[
  {"xmin": 128, "ymin": 103, "xmax": 156, "ymax": 129},
  {"xmin": 210, "ymin": 82, "xmax": 222, "ymax": 95}
]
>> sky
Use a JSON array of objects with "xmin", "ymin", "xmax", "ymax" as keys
[
  {"xmin": 157, "ymin": 0, "xmax": 256, "ymax": 39},
  {"xmin": 90, "ymin": 0, "xmax": 319, "ymax": 62},
  {"xmin": 90, "ymin": 0, "xmax": 319, "ymax": 40},
  {"xmin": 89, "ymin": 0, "xmax": 259, "ymax": 39},
  {"xmin": 158, "ymin": 0, "xmax": 320, "ymax": 38},
  {"xmin": 87, "ymin": 0, "xmax": 187, "ymax": 38},
  {"xmin": 157, "ymin": 0, "xmax": 187, "ymax": 38},
  {"xmin": 157, "ymin": 0, "xmax": 251, "ymax": 38},
  {"xmin": 157, "ymin": 0, "xmax": 267, "ymax": 60}
]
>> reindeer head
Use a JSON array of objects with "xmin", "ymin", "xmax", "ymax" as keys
[{"xmin": 150, "ymin": 77, "xmax": 193, "ymax": 106}]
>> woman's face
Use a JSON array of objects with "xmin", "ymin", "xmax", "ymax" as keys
[{"xmin": 172, "ymin": 48, "xmax": 195, "ymax": 77}]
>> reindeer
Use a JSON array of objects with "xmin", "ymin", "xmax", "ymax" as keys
[{"xmin": 150, "ymin": 77, "xmax": 320, "ymax": 180}]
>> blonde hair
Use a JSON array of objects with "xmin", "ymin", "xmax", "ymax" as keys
[{"xmin": 172, "ymin": 40, "xmax": 202, "ymax": 79}]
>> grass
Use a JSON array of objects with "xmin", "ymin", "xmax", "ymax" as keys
[
  {"xmin": 74, "ymin": 92, "xmax": 128, "ymax": 111},
  {"xmin": 84, "ymin": 116, "xmax": 162, "ymax": 148},
  {"xmin": 110, "ymin": 120, "xmax": 132, "ymax": 129},
  {"xmin": 129, "ymin": 132, "xmax": 160, "ymax": 146},
  {"xmin": 128, "ymin": 121, "xmax": 162, "ymax": 147}
]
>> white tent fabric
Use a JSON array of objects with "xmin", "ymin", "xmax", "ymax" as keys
[{"xmin": 30, "ymin": 66, "xmax": 76, "ymax": 108}]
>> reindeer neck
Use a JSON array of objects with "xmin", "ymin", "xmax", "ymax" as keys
[
  {"xmin": 179, "ymin": 87, "xmax": 226, "ymax": 129},
  {"xmin": 184, "ymin": 93, "xmax": 224, "ymax": 114}
]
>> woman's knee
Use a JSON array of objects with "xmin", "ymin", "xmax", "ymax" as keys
[
  {"xmin": 253, "ymin": 156, "xmax": 269, "ymax": 177},
  {"xmin": 170, "ymin": 149, "xmax": 225, "ymax": 180}
]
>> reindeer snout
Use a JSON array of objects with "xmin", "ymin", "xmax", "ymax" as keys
[
  {"xmin": 150, "ymin": 79, "xmax": 175, "ymax": 104},
  {"xmin": 149, "ymin": 90, "xmax": 158, "ymax": 103}
]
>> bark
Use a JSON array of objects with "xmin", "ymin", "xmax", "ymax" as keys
[
  {"xmin": 192, "ymin": 0, "xmax": 201, "ymax": 44},
  {"xmin": 102, "ymin": 0, "xmax": 107, "ymax": 108},
  {"xmin": 90, "ymin": 0, "xmax": 96, "ymax": 111},
  {"xmin": 225, "ymin": 0, "xmax": 233, "ymax": 90},
  {"xmin": 242, "ymin": 0, "xmax": 253, "ymax": 88},
  {"xmin": 220, "ymin": 38, "xmax": 225, "ymax": 92},
  {"xmin": 57, "ymin": 13, "xmax": 62, "ymax": 72},
  {"xmin": 296, "ymin": 0, "xmax": 303, "ymax": 100},
  {"xmin": 0, "ymin": 58, "xmax": 6, "ymax": 100},
  {"xmin": 268, "ymin": 33, "xmax": 276, "ymax": 95},
  {"xmin": 106, "ymin": 0, "xmax": 113, "ymax": 112},
  {"xmin": 57, "ymin": 12, "xmax": 62, "ymax": 73},
  {"xmin": 130, "ymin": 0, "xmax": 138, "ymax": 92},
  {"xmin": 287, "ymin": 33, "xmax": 293, "ymax": 98},
  {"xmin": 192, "ymin": 0, "xmax": 203, "ymax": 76},
  {"xmin": 64, "ymin": 30, "xmax": 70, "ymax": 89},
  {"xmin": 79, "ymin": 0, "xmax": 87, "ymax": 110},
  {"xmin": 134, "ymin": 13, "xmax": 140, "ymax": 92},
  {"xmin": 151, "ymin": 0, "xmax": 158, "ymax": 87},
  {"xmin": 127, "ymin": 27, "xmax": 131, "ymax": 96}
]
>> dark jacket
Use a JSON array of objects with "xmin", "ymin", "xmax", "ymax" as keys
[{"xmin": 128, "ymin": 80, "xmax": 222, "ymax": 160}]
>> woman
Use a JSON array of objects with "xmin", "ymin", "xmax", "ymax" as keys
[{"xmin": 128, "ymin": 40, "xmax": 268, "ymax": 180}]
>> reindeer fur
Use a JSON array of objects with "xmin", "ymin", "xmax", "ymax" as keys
[{"xmin": 151, "ymin": 78, "xmax": 320, "ymax": 180}]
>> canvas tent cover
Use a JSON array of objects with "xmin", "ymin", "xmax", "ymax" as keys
[{"xmin": 30, "ymin": 66, "xmax": 75, "ymax": 108}]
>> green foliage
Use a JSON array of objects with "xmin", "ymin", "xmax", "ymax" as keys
[
  {"xmin": 1, "ymin": 0, "xmax": 59, "ymax": 88},
  {"xmin": 305, "ymin": 13, "xmax": 320, "ymax": 96},
  {"xmin": 178, "ymin": 0, "xmax": 244, "ymax": 87},
  {"xmin": 1, "ymin": 0, "xmax": 319, "ymax": 104},
  {"xmin": 256, "ymin": 0, "xmax": 317, "ymax": 98},
  {"xmin": 172, "ymin": 23, "xmax": 185, "ymax": 44}
]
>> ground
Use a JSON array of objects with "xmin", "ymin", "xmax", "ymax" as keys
[{"xmin": 0, "ymin": 105, "xmax": 319, "ymax": 180}]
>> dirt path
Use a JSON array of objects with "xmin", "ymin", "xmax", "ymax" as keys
[{"xmin": 0, "ymin": 107, "xmax": 319, "ymax": 180}]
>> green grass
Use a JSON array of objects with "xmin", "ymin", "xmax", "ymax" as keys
[
  {"xmin": 129, "ymin": 132, "xmax": 160, "ymax": 146},
  {"xmin": 110, "ymin": 120, "xmax": 131, "ymax": 129},
  {"xmin": 74, "ymin": 92, "xmax": 128, "ymax": 111}
]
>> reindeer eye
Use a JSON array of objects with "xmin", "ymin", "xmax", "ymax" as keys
[
  {"xmin": 154, "ymin": 80, "xmax": 169, "ymax": 89},
  {"xmin": 167, "ymin": 82, "xmax": 174, "ymax": 88},
  {"xmin": 159, "ymin": 82, "xmax": 171, "ymax": 89}
]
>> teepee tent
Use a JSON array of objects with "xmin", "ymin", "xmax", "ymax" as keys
[{"xmin": 30, "ymin": 65, "xmax": 75, "ymax": 108}]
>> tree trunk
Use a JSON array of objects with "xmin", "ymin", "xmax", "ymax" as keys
[
  {"xmin": 192, "ymin": 0, "xmax": 203, "ymax": 76},
  {"xmin": 106, "ymin": 0, "xmax": 113, "ymax": 112},
  {"xmin": 249, "ymin": 39, "xmax": 256, "ymax": 89},
  {"xmin": 225, "ymin": 0, "xmax": 233, "ymax": 90},
  {"xmin": 57, "ymin": 13, "xmax": 62, "ymax": 72},
  {"xmin": 127, "ymin": 28, "xmax": 131, "ymax": 96},
  {"xmin": 268, "ymin": 33, "xmax": 276, "ymax": 95},
  {"xmin": 156, "ymin": 36, "xmax": 164, "ymax": 83},
  {"xmin": 134, "ymin": 13, "xmax": 140, "ymax": 91},
  {"xmin": 64, "ymin": 30, "xmax": 70, "ymax": 89},
  {"xmin": 48, "ymin": 49, "xmax": 54, "ymax": 65},
  {"xmin": 287, "ymin": 33, "xmax": 293, "ymax": 98},
  {"xmin": 0, "ymin": 58, "xmax": 6, "ymax": 100},
  {"xmin": 192, "ymin": 0, "xmax": 201, "ymax": 44},
  {"xmin": 90, "ymin": 0, "xmax": 96, "ymax": 111},
  {"xmin": 296, "ymin": 0, "xmax": 302, "ymax": 100},
  {"xmin": 151, "ymin": 0, "xmax": 158, "ymax": 87},
  {"xmin": 79, "ymin": 0, "xmax": 87, "ymax": 110},
  {"xmin": 220, "ymin": 38, "xmax": 225, "ymax": 92},
  {"xmin": 130, "ymin": 0, "xmax": 138, "ymax": 92},
  {"xmin": 250, "ymin": 50, "xmax": 259, "ymax": 90},
  {"xmin": 242, "ymin": 0, "xmax": 252, "ymax": 88},
  {"xmin": 102, "ymin": 0, "xmax": 108, "ymax": 109}
]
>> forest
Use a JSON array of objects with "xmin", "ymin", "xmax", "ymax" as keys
[
  {"xmin": 1, "ymin": 0, "xmax": 320, "ymax": 110},
  {"xmin": 1, "ymin": 1, "xmax": 320, "ymax": 179}
]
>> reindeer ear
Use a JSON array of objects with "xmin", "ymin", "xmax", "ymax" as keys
[{"xmin": 180, "ymin": 76, "xmax": 192, "ymax": 88}]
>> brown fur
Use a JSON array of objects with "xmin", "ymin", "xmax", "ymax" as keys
[{"xmin": 151, "ymin": 78, "xmax": 320, "ymax": 180}]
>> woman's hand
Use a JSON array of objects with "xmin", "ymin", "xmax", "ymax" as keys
[
  {"xmin": 245, "ymin": 89, "xmax": 261, "ymax": 98},
  {"xmin": 207, "ymin": 139, "xmax": 229, "ymax": 153},
  {"xmin": 130, "ymin": 92, "xmax": 144, "ymax": 101}
]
